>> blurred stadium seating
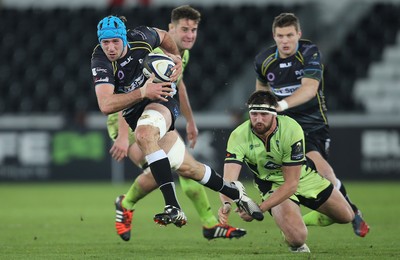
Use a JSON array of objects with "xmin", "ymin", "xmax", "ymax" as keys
[
  {"xmin": 0, "ymin": 3, "xmax": 398, "ymax": 115},
  {"xmin": 324, "ymin": 2, "xmax": 400, "ymax": 112}
]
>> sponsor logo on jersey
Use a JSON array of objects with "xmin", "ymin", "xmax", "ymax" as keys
[
  {"xmin": 120, "ymin": 56, "xmax": 134, "ymax": 67},
  {"xmin": 272, "ymin": 84, "xmax": 301, "ymax": 97},
  {"xmin": 94, "ymin": 77, "xmax": 109, "ymax": 83},
  {"xmin": 295, "ymin": 69, "xmax": 304, "ymax": 79},
  {"xmin": 279, "ymin": 62, "xmax": 292, "ymax": 68},
  {"xmin": 264, "ymin": 161, "xmax": 281, "ymax": 170},
  {"xmin": 123, "ymin": 74, "xmax": 146, "ymax": 93},
  {"xmin": 92, "ymin": 67, "xmax": 108, "ymax": 76}
]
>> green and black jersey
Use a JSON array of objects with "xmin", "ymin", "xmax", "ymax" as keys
[
  {"xmin": 225, "ymin": 115, "xmax": 306, "ymax": 185},
  {"xmin": 225, "ymin": 115, "xmax": 332, "ymax": 203},
  {"xmin": 107, "ymin": 47, "xmax": 190, "ymax": 143}
]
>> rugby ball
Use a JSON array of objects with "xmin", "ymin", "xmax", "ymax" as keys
[{"xmin": 142, "ymin": 53, "xmax": 175, "ymax": 83}]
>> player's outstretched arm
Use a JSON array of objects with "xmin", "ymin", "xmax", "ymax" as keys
[
  {"xmin": 276, "ymin": 78, "xmax": 319, "ymax": 112},
  {"xmin": 95, "ymin": 74, "xmax": 173, "ymax": 115},
  {"xmin": 178, "ymin": 79, "xmax": 198, "ymax": 148},
  {"xmin": 219, "ymin": 163, "xmax": 242, "ymax": 224}
]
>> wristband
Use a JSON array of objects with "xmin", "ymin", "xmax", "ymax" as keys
[
  {"xmin": 278, "ymin": 100, "xmax": 289, "ymax": 111},
  {"xmin": 224, "ymin": 201, "xmax": 232, "ymax": 206}
]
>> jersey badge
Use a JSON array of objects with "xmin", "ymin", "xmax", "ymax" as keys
[{"xmin": 290, "ymin": 140, "xmax": 304, "ymax": 161}]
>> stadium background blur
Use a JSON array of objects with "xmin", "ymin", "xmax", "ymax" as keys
[{"xmin": 1, "ymin": 0, "xmax": 400, "ymax": 182}]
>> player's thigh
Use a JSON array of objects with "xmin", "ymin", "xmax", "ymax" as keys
[
  {"xmin": 317, "ymin": 188, "xmax": 354, "ymax": 223},
  {"xmin": 307, "ymin": 150, "xmax": 337, "ymax": 182},
  {"xmin": 272, "ymin": 200, "xmax": 304, "ymax": 227}
]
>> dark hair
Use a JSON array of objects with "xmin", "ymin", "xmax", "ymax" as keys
[
  {"xmin": 171, "ymin": 5, "xmax": 201, "ymax": 24},
  {"xmin": 119, "ymin": 15, "xmax": 127, "ymax": 24},
  {"xmin": 272, "ymin": 13, "xmax": 300, "ymax": 33},
  {"xmin": 247, "ymin": 90, "xmax": 278, "ymax": 107}
]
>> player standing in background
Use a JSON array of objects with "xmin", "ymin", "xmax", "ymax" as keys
[
  {"xmin": 219, "ymin": 90, "xmax": 355, "ymax": 253},
  {"xmin": 107, "ymin": 5, "xmax": 246, "ymax": 241},
  {"xmin": 92, "ymin": 14, "xmax": 262, "ymax": 238},
  {"xmin": 253, "ymin": 12, "xmax": 369, "ymax": 237}
]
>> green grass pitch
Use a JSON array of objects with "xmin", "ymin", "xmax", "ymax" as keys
[{"xmin": 0, "ymin": 181, "xmax": 399, "ymax": 259}]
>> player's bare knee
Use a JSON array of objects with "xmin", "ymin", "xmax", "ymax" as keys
[
  {"xmin": 284, "ymin": 229, "xmax": 307, "ymax": 248},
  {"xmin": 135, "ymin": 126, "xmax": 159, "ymax": 147},
  {"xmin": 135, "ymin": 135, "xmax": 153, "ymax": 149},
  {"xmin": 136, "ymin": 110, "xmax": 167, "ymax": 142}
]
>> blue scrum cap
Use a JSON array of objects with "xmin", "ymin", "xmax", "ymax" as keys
[{"xmin": 97, "ymin": 16, "xmax": 127, "ymax": 47}]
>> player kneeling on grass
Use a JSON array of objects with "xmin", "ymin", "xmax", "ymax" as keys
[{"xmin": 219, "ymin": 90, "xmax": 354, "ymax": 253}]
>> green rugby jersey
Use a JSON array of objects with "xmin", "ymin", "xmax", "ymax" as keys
[{"xmin": 225, "ymin": 115, "xmax": 306, "ymax": 184}]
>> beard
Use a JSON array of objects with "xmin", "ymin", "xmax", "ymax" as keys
[{"xmin": 252, "ymin": 123, "xmax": 268, "ymax": 135}]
